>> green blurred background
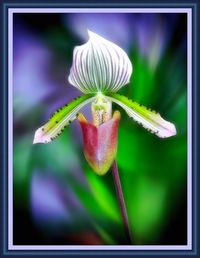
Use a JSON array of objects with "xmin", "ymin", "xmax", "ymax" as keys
[{"xmin": 13, "ymin": 12, "xmax": 187, "ymax": 245}]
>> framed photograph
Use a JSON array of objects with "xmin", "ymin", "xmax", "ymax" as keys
[{"xmin": 1, "ymin": 1, "xmax": 198, "ymax": 257}]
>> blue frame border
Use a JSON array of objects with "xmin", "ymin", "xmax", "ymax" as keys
[{"xmin": 1, "ymin": 1, "xmax": 198, "ymax": 257}]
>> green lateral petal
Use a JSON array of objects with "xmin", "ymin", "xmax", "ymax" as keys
[
  {"xmin": 33, "ymin": 94, "xmax": 95, "ymax": 144},
  {"xmin": 107, "ymin": 93, "xmax": 176, "ymax": 138}
]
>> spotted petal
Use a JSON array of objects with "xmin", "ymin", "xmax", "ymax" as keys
[
  {"xmin": 33, "ymin": 94, "xmax": 95, "ymax": 144},
  {"xmin": 107, "ymin": 93, "xmax": 176, "ymax": 138},
  {"xmin": 68, "ymin": 30, "xmax": 133, "ymax": 94}
]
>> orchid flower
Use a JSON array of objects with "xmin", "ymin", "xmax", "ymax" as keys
[{"xmin": 33, "ymin": 30, "xmax": 176, "ymax": 175}]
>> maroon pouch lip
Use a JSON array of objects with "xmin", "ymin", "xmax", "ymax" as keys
[{"xmin": 78, "ymin": 111, "xmax": 120, "ymax": 175}]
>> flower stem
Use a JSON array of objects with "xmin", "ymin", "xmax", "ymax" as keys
[{"xmin": 111, "ymin": 160, "xmax": 133, "ymax": 244}]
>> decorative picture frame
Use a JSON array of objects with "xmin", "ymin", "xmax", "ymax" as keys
[{"xmin": 1, "ymin": 1, "xmax": 198, "ymax": 257}]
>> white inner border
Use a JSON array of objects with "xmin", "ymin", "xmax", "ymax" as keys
[{"xmin": 8, "ymin": 8, "xmax": 192, "ymax": 251}]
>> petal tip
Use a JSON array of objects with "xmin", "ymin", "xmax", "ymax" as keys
[
  {"xmin": 168, "ymin": 123, "xmax": 177, "ymax": 137},
  {"xmin": 87, "ymin": 29, "xmax": 98, "ymax": 40},
  {"xmin": 33, "ymin": 127, "xmax": 49, "ymax": 144},
  {"xmin": 87, "ymin": 29, "xmax": 93, "ymax": 36},
  {"xmin": 158, "ymin": 121, "xmax": 177, "ymax": 138}
]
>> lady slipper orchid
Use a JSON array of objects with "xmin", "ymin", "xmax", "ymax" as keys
[{"xmin": 33, "ymin": 30, "xmax": 176, "ymax": 175}]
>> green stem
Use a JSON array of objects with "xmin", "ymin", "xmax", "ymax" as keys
[{"xmin": 111, "ymin": 160, "xmax": 133, "ymax": 244}]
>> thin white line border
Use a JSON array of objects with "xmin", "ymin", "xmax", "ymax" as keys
[{"xmin": 8, "ymin": 7, "xmax": 192, "ymax": 252}]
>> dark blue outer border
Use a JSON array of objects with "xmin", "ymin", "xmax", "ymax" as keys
[{"xmin": 0, "ymin": 0, "xmax": 199, "ymax": 257}]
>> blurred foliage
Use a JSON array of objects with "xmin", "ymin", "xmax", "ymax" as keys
[{"xmin": 13, "ymin": 13, "xmax": 187, "ymax": 245}]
